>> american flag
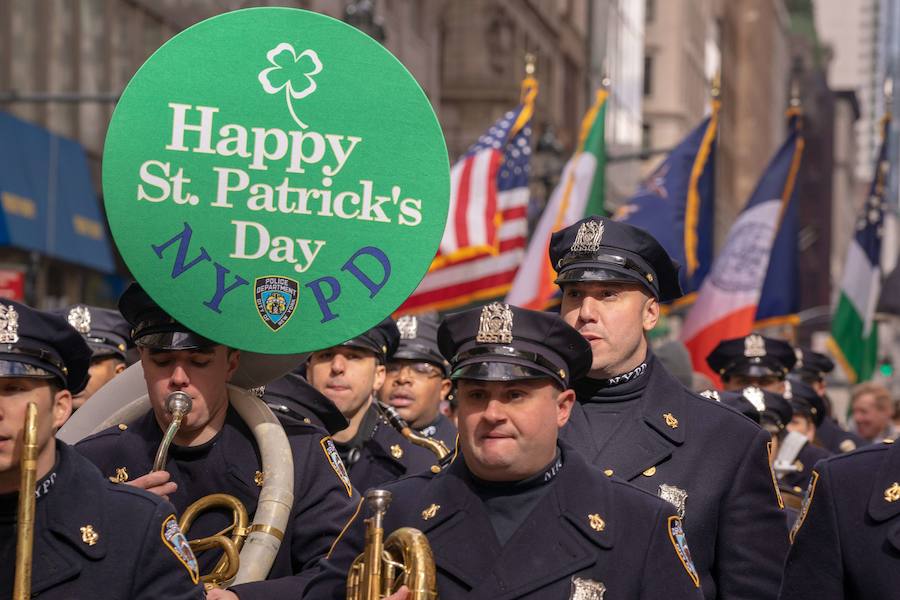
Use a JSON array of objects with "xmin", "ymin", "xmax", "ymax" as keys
[{"xmin": 399, "ymin": 106, "xmax": 532, "ymax": 313}]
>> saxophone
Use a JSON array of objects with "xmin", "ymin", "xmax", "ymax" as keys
[{"xmin": 374, "ymin": 402, "xmax": 452, "ymax": 470}]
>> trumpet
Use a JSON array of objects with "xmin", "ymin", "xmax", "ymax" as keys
[
  {"xmin": 13, "ymin": 402, "xmax": 38, "ymax": 600},
  {"xmin": 374, "ymin": 402, "xmax": 451, "ymax": 470},
  {"xmin": 347, "ymin": 489, "xmax": 438, "ymax": 600}
]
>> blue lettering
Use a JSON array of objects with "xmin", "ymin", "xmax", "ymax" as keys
[
  {"xmin": 306, "ymin": 276, "xmax": 341, "ymax": 323},
  {"xmin": 151, "ymin": 222, "xmax": 211, "ymax": 278},
  {"xmin": 203, "ymin": 262, "xmax": 249, "ymax": 314},
  {"xmin": 341, "ymin": 246, "xmax": 390, "ymax": 298}
]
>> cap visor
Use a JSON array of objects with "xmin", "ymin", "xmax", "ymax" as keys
[
  {"xmin": 451, "ymin": 357, "xmax": 561, "ymax": 385},
  {"xmin": 135, "ymin": 331, "xmax": 215, "ymax": 351},
  {"xmin": 555, "ymin": 265, "xmax": 657, "ymax": 296},
  {"xmin": 0, "ymin": 359, "xmax": 57, "ymax": 380}
]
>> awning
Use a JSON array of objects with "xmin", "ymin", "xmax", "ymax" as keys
[{"xmin": 0, "ymin": 111, "xmax": 115, "ymax": 273}]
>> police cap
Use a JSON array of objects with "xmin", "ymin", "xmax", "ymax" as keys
[
  {"xmin": 337, "ymin": 317, "xmax": 400, "ymax": 363},
  {"xmin": 262, "ymin": 370, "xmax": 349, "ymax": 434},
  {"xmin": 786, "ymin": 374, "xmax": 826, "ymax": 427},
  {"xmin": 118, "ymin": 282, "xmax": 214, "ymax": 350},
  {"xmin": 0, "ymin": 300, "xmax": 91, "ymax": 394},
  {"xmin": 437, "ymin": 302, "xmax": 591, "ymax": 388},
  {"xmin": 792, "ymin": 347, "xmax": 835, "ymax": 382},
  {"xmin": 548, "ymin": 216, "xmax": 683, "ymax": 302},
  {"xmin": 708, "ymin": 390, "xmax": 761, "ymax": 424},
  {"xmin": 57, "ymin": 305, "xmax": 130, "ymax": 362},
  {"xmin": 392, "ymin": 313, "xmax": 449, "ymax": 376},
  {"xmin": 706, "ymin": 334, "xmax": 796, "ymax": 380}
]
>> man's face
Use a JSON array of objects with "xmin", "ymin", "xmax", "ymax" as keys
[
  {"xmin": 307, "ymin": 346, "xmax": 384, "ymax": 420},
  {"xmin": 72, "ymin": 357, "xmax": 126, "ymax": 409},
  {"xmin": 723, "ymin": 374, "xmax": 784, "ymax": 393},
  {"xmin": 560, "ymin": 281, "xmax": 657, "ymax": 378},
  {"xmin": 140, "ymin": 346, "xmax": 239, "ymax": 435},
  {"xmin": 0, "ymin": 378, "xmax": 71, "ymax": 474},
  {"xmin": 787, "ymin": 414, "xmax": 815, "ymax": 441},
  {"xmin": 456, "ymin": 378, "xmax": 574, "ymax": 482},
  {"xmin": 379, "ymin": 360, "xmax": 451, "ymax": 429},
  {"xmin": 852, "ymin": 393, "xmax": 892, "ymax": 441}
]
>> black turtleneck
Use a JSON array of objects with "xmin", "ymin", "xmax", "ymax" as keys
[
  {"xmin": 574, "ymin": 351, "xmax": 652, "ymax": 451},
  {"xmin": 334, "ymin": 403, "xmax": 379, "ymax": 468},
  {"xmin": 464, "ymin": 448, "xmax": 563, "ymax": 546}
]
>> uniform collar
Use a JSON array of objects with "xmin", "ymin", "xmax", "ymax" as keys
[
  {"xmin": 867, "ymin": 441, "xmax": 900, "ymax": 523},
  {"xmin": 31, "ymin": 443, "xmax": 109, "ymax": 594}
]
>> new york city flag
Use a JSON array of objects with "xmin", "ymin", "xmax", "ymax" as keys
[
  {"xmin": 682, "ymin": 112, "xmax": 804, "ymax": 383},
  {"xmin": 828, "ymin": 114, "xmax": 892, "ymax": 382},
  {"xmin": 616, "ymin": 101, "xmax": 719, "ymax": 299}
]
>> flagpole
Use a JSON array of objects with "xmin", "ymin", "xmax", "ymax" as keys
[{"xmin": 510, "ymin": 53, "xmax": 538, "ymax": 138}]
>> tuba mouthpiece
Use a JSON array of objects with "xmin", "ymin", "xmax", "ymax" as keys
[{"xmin": 166, "ymin": 391, "xmax": 193, "ymax": 417}]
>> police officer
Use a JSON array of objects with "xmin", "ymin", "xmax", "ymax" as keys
[
  {"xmin": 550, "ymin": 216, "xmax": 788, "ymax": 599},
  {"xmin": 379, "ymin": 313, "xmax": 456, "ymax": 449},
  {"xmin": 706, "ymin": 334, "xmax": 796, "ymax": 392},
  {"xmin": 0, "ymin": 300, "xmax": 203, "ymax": 599},
  {"xmin": 305, "ymin": 303, "xmax": 705, "ymax": 599},
  {"xmin": 74, "ymin": 283, "xmax": 360, "ymax": 600},
  {"xmin": 792, "ymin": 346, "xmax": 865, "ymax": 453},
  {"xmin": 778, "ymin": 376, "xmax": 831, "ymax": 490},
  {"xmin": 58, "ymin": 304, "xmax": 130, "ymax": 409},
  {"xmin": 779, "ymin": 438, "xmax": 900, "ymax": 598},
  {"xmin": 263, "ymin": 369, "xmax": 349, "ymax": 435},
  {"xmin": 306, "ymin": 318, "xmax": 437, "ymax": 493}
]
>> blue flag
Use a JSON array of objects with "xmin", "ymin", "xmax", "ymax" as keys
[{"xmin": 616, "ymin": 103, "xmax": 719, "ymax": 298}]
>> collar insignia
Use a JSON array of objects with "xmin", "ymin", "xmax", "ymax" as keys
[
  {"xmin": 476, "ymin": 302, "xmax": 513, "ymax": 344},
  {"xmin": 659, "ymin": 483, "xmax": 688, "ymax": 518},
  {"xmin": 570, "ymin": 220, "xmax": 604, "ymax": 252},
  {"xmin": 109, "ymin": 467, "xmax": 129, "ymax": 483},
  {"xmin": 390, "ymin": 444, "xmax": 404, "ymax": 459},
  {"xmin": 254, "ymin": 470, "xmax": 265, "ymax": 487},
  {"xmin": 67, "ymin": 305, "xmax": 92, "ymax": 334},
  {"xmin": 0, "ymin": 304, "xmax": 19, "ymax": 344},
  {"xmin": 421, "ymin": 503, "xmax": 440, "ymax": 520},
  {"xmin": 885, "ymin": 482, "xmax": 900, "ymax": 503},
  {"xmin": 80, "ymin": 524, "xmax": 100, "ymax": 546},
  {"xmin": 569, "ymin": 576, "xmax": 606, "ymax": 600},
  {"xmin": 397, "ymin": 315, "xmax": 418, "ymax": 340},
  {"xmin": 743, "ymin": 386, "xmax": 766, "ymax": 412},
  {"xmin": 744, "ymin": 334, "xmax": 766, "ymax": 358},
  {"xmin": 663, "ymin": 412, "xmax": 679, "ymax": 429},
  {"xmin": 588, "ymin": 513, "xmax": 605, "ymax": 532}
]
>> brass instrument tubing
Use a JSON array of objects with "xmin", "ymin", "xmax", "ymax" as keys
[{"xmin": 13, "ymin": 402, "xmax": 39, "ymax": 600}]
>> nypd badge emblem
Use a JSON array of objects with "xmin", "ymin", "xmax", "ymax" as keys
[
  {"xmin": 570, "ymin": 220, "xmax": 604, "ymax": 252},
  {"xmin": 254, "ymin": 277, "xmax": 298, "ymax": 332},
  {"xmin": 476, "ymin": 302, "xmax": 513, "ymax": 343},
  {"xmin": 397, "ymin": 315, "xmax": 418, "ymax": 340},
  {"xmin": 161, "ymin": 514, "xmax": 199, "ymax": 584},
  {"xmin": 0, "ymin": 304, "xmax": 19, "ymax": 344},
  {"xmin": 667, "ymin": 516, "xmax": 700, "ymax": 587},
  {"xmin": 67, "ymin": 305, "xmax": 92, "ymax": 334},
  {"xmin": 569, "ymin": 576, "xmax": 606, "ymax": 599}
]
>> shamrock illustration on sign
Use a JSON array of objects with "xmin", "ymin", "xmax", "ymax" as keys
[{"xmin": 258, "ymin": 43, "xmax": 323, "ymax": 129}]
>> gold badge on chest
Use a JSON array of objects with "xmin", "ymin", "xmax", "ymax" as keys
[{"xmin": 570, "ymin": 576, "xmax": 606, "ymax": 600}]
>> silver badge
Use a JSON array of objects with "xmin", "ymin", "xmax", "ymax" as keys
[
  {"xmin": 67, "ymin": 305, "xmax": 92, "ymax": 334},
  {"xmin": 659, "ymin": 483, "xmax": 688, "ymax": 519},
  {"xmin": 397, "ymin": 315, "xmax": 418, "ymax": 340},
  {"xmin": 744, "ymin": 334, "xmax": 766, "ymax": 358},
  {"xmin": 783, "ymin": 379, "xmax": 793, "ymax": 400},
  {"xmin": 794, "ymin": 347, "xmax": 804, "ymax": 368},
  {"xmin": 742, "ymin": 386, "xmax": 766, "ymax": 412},
  {"xmin": 570, "ymin": 220, "xmax": 604, "ymax": 252},
  {"xmin": 476, "ymin": 302, "xmax": 513, "ymax": 344},
  {"xmin": 570, "ymin": 577, "xmax": 606, "ymax": 600},
  {"xmin": 0, "ymin": 304, "xmax": 19, "ymax": 344},
  {"xmin": 699, "ymin": 389, "xmax": 720, "ymax": 401}
]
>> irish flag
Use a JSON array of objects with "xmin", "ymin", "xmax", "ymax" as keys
[
  {"xmin": 682, "ymin": 112, "xmax": 804, "ymax": 384},
  {"xmin": 827, "ymin": 115, "xmax": 892, "ymax": 382},
  {"xmin": 505, "ymin": 88, "xmax": 607, "ymax": 308}
]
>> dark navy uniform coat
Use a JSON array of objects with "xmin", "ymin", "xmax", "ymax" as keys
[
  {"xmin": 306, "ymin": 444, "xmax": 705, "ymax": 599},
  {"xmin": 816, "ymin": 416, "xmax": 867, "ymax": 454},
  {"xmin": 344, "ymin": 404, "xmax": 441, "ymax": 494},
  {"xmin": 75, "ymin": 406, "xmax": 359, "ymax": 599},
  {"xmin": 561, "ymin": 363, "xmax": 789, "ymax": 600},
  {"xmin": 781, "ymin": 440, "xmax": 831, "ymax": 489},
  {"xmin": 0, "ymin": 443, "xmax": 203, "ymax": 599},
  {"xmin": 417, "ymin": 413, "xmax": 457, "ymax": 452},
  {"xmin": 780, "ymin": 440, "xmax": 900, "ymax": 599}
]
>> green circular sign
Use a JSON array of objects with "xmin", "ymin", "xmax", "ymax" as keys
[{"xmin": 103, "ymin": 8, "xmax": 449, "ymax": 354}]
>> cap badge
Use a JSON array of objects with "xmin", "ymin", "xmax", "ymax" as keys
[
  {"xmin": 663, "ymin": 412, "xmax": 679, "ymax": 429},
  {"xmin": 794, "ymin": 348, "xmax": 804, "ymax": 368},
  {"xmin": 476, "ymin": 302, "xmax": 513, "ymax": 344},
  {"xmin": 884, "ymin": 482, "xmax": 900, "ymax": 503},
  {"xmin": 743, "ymin": 387, "xmax": 766, "ymax": 412},
  {"xmin": 80, "ymin": 525, "xmax": 100, "ymax": 546},
  {"xmin": 397, "ymin": 315, "xmax": 418, "ymax": 340},
  {"xmin": 0, "ymin": 304, "xmax": 19, "ymax": 344},
  {"xmin": 390, "ymin": 444, "xmax": 404, "ymax": 459},
  {"xmin": 67, "ymin": 305, "xmax": 92, "ymax": 334},
  {"xmin": 699, "ymin": 389, "xmax": 720, "ymax": 401},
  {"xmin": 659, "ymin": 484, "xmax": 688, "ymax": 518},
  {"xmin": 570, "ymin": 220, "xmax": 604, "ymax": 253},
  {"xmin": 783, "ymin": 379, "xmax": 793, "ymax": 400},
  {"xmin": 569, "ymin": 576, "xmax": 606, "ymax": 600},
  {"xmin": 744, "ymin": 334, "xmax": 766, "ymax": 358},
  {"xmin": 421, "ymin": 503, "xmax": 440, "ymax": 520},
  {"xmin": 587, "ymin": 513, "xmax": 605, "ymax": 532}
]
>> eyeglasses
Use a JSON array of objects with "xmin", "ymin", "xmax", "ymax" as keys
[{"xmin": 386, "ymin": 361, "xmax": 443, "ymax": 378}]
